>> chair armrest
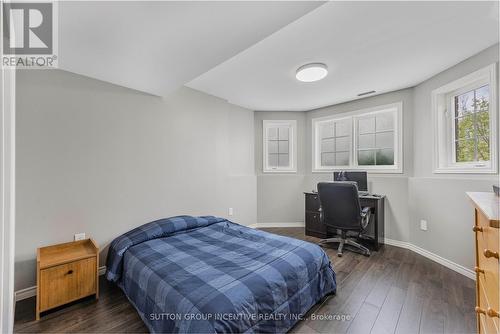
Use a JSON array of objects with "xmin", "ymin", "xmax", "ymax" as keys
[
  {"xmin": 361, "ymin": 207, "xmax": 370, "ymax": 217},
  {"xmin": 360, "ymin": 207, "xmax": 371, "ymax": 230}
]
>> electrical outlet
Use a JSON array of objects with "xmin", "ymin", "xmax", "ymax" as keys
[
  {"xmin": 228, "ymin": 208, "xmax": 234, "ymax": 216},
  {"xmin": 420, "ymin": 220, "xmax": 428, "ymax": 231},
  {"xmin": 74, "ymin": 233, "xmax": 86, "ymax": 241}
]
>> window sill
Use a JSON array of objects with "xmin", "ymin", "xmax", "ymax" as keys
[
  {"xmin": 312, "ymin": 167, "xmax": 403, "ymax": 174},
  {"xmin": 433, "ymin": 167, "xmax": 497, "ymax": 174},
  {"xmin": 262, "ymin": 169, "xmax": 297, "ymax": 174}
]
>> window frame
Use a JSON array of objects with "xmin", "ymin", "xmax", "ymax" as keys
[
  {"xmin": 432, "ymin": 63, "xmax": 497, "ymax": 174},
  {"xmin": 262, "ymin": 120, "xmax": 297, "ymax": 173},
  {"xmin": 312, "ymin": 102, "xmax": 403, "ymax": 173}
]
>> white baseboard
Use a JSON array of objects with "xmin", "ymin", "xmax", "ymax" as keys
[
  {"xmin": 14, "ymin": 266, "xmax": 107, "ymax": 302},
  {"xmin": 15, "ymin": 235, "xmax": 474, "ymax": 303},
  {"xmin": 252, "ymin": 223, "xmax": 475, "ymax": 281},
  {"xmin": 248, "ymin": 222, "xmax": 305, "ymax": 228},
  {"xmin": 385, "ymin": 238, "xmax": 475, "ymax": 280}
]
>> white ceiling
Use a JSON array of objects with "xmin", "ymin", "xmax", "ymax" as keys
[
  {"xmin": 58, "ymin": 1, "xmax": 323, "ymax": 96},
  {"xmin": 59, "ymin": 2, "xmax": 499, "ymax": 111},
  {"xmin": 187, "ymin": 1, "xmax": 500, "ymax": 111}
]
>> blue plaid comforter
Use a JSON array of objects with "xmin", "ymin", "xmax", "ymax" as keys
[{"xmin": 106, "ymin": 216, "xmax": 336, "ymax": 333}]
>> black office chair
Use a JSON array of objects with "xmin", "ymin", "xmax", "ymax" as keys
[{"xmin": 317, "ymin": 182, "xmax": 371, "ymax": 257}]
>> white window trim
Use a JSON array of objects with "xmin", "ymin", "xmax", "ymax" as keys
[
  {"xmin": 432, "ymin": 63, "xmax": 497, "ymax": 174},
  {"xmin": 262, "ymin": 120, "xmax": 297, "ymax": 173},
  {"xmin": 312, "ymin": 102, "xmax": 403, "ymax": 173}
]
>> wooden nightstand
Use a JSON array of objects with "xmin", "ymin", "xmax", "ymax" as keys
[{"xmin": 36, "ymin": 239, "xmax": 99, "ymax": 320}]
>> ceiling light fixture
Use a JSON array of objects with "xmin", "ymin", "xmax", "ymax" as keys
[{"xmin": 296, "ymin": 63, "xmax": 328, "ymax": 82}]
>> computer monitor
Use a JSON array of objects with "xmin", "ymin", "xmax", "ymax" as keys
[{"xmin": 333, "ymin": 171, "xmax": 368, "ymax": 192}]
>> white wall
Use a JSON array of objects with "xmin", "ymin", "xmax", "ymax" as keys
[
  {"xmin": 15, "ymin": 70, "xmax": 256, "ymax": 290},
  {"xmin": 1, "ymin": 65, "xmax": 16, "ymax": 334},
  {"xmin": 410, "ymin": 44, "xmax": 499, "ymax": 270}
]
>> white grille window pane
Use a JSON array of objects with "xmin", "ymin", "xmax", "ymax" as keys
[
  {"xmin": 454, "ymin": 87, "xmax": 490, "ymax": 163},
  {"xmin": 358, "ymin": 134, "xmax": 375, "ymax": 149},
  {"xmin": 268, "ymin": 140, "xmax": 278, "ymax": 154},
  {"xmin": 268, "ymin": 127, "xmax": 278, "ymax": 140},
  {"xmin": 476, "ymin": 111, "xmax": 490, "ymax": 161},
  {"xmin": 376, "ymin": 132, "xmax": 394, "ymax": 149},
  {"xmin": 278, "ymin": 154, "xmax": 289, "ymax": 167},
  {"xmin": 335, "ymin": 136, "xmax": 350, "ymax": 152},
  {"xmin": 336, "ymin": 152, "xmax": 350, "ymax": 166},
  {"xmin": 376, "ymin": 113, "xmax": 394, "ymax": 131},
  {"xmin": 376, "ymin": 149, "xmax": 394, "ymax": 165},
  {"xmin": 268, "ymin": 154, "xmax": 278, "ymax": 167},
  {"xmin": 321, "ymin": 138, "xmax": 335, "ymax": 153},
  {"xmin": 263, "ymin": 120, "xmax": 296, "ymax": 172},
  {"xmin": 322, "ymin": 153, "xmax": 335, "ymax": 166},
  {"xmin": 278, "ymin": 140, "xmax": 289, "ymax": 153},
  {"xmin": 475, "ymin": 85, "xmax": 489, "ymax": 109},
  {"xmin": 456, "ymin": 115, "xmax": 475, "ymax": 140},
  {"xmin": 358, "ymin": 150, "xmax": 375, "ymax": 165},
  {"xmin": 320, "ymin": 123, "xmax": 334, "ymax": 139},
  {"xmin": 358, "ymin": 117, "xmax": 375, "ymax": 134},
  {"xmin": 456, "ymin": 90, "xmax": 474, "ymax": 116},
  {"xmin": 278, "ymin": 127, "xmax": 289, "ymax": 140},
  {"xmin": 335, "ymin": 120, "xmax": 350, "ymax": 137}
]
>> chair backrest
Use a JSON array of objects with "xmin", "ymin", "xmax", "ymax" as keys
[{"xmin": 317, "ymin": 181, "xmax": 362, "ymax": 230}]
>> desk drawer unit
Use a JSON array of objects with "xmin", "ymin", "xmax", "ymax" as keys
[
  {"xmin": 304, "ymin": 193, "xmax": 327, "ymax": 238},
  {"xmin": 469, "ymin": 192, "xmax": 499, "ymax": 334}
]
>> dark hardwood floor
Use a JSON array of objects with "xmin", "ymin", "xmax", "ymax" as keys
[{"xmin": 14, "ymin": 227, "xmax": 476, "ymax": 333}]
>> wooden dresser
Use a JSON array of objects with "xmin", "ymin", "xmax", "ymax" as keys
[
  {"xmin": 36, "ymin": 239, "xmax": 99, "ymax": 319},
  {"xmin": 468, "ymin": 192, "xmax": 499, "ymax": 334}
]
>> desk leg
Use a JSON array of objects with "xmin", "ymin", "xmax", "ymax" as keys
[{"xmin": 375, "ymin": 199, "xmax": 385, "ymax": 251}]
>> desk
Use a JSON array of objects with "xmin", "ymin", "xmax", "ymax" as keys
[{"xmin": 304, "ymin": 192, "xmax": 385, "ymax": 251}]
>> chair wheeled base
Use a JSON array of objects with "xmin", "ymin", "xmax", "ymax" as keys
[{"xmin": 319, "ymin": 231, "xmax": 371, "ymax": 257}]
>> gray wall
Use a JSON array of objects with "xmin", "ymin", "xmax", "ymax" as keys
[
  {"xmin": 255, "ymin": 89, "xmax": 413, "ymax": 242},
  {"xmin": 254, "ymin": 44, "xmax": 499, "ymax": 270},
  {"xmin": 304, "ymin": 89, "xmax": 414, "ymax": 242},
  {"xmin": 15, "ymin": 70, "xmax": 256, "ymax": 290},
  {"xmin": 254, "ymin": 111, "xmax": 306, "ymax": 223},
  {"xmin": 410, "ymin": 44, "xmax": 499, "ymax": 269}
]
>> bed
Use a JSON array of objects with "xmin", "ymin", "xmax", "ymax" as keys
[{"xmin": 106, "ymin": 216, "xmax": 336, "ymax": 333}]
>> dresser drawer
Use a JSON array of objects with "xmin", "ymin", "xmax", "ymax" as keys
[
  {"xmin": 39, "ymin": 257, "xmax": 97, "ymax": 311},
  {"xmin": 305, "ymin": 194, "xmax": 320, "ymax": 212},
  {"xmin": 478, "ymin": 282, "xmax": 500, "ymax": 334}
]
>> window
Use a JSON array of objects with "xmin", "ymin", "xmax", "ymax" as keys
[
  {"xmin": 263, "ymin": 120, "xmax": 297, "ymax": 173},
  {"xmin": 312, "ymin": 103, "xmax": 403, "ymax": 173},
  {"xmin": 356, "ymin": 112, "xmax": 395, "ymax": 166},
  {"xmin": 432, "ymin": 64, "xmax": 497, "ymax": 173},
  {"xmin": 318, "ymin": 118, "xmax": 351, "ymax": 167}
]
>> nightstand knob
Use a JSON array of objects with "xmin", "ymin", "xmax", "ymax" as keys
[
  {"xmin": 67, "ymin": 269, "xmax": 74, "ymax": 275},
  {"xmin": 473, "ymin": 226, "xmax": 483, "ymax": 233}
]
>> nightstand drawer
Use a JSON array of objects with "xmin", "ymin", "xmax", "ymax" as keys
[{"xmin": 39, "ymin": 257, "xmax": 96, "ymax": 311}]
